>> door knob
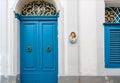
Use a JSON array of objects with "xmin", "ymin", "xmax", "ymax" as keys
[
  {"xmin": 26, "ymin": 46, "xmax": 32, "ymax": 52},
  {"xmin": 46, "ymin": 45, "xmax": 51, "ymax": 52}
]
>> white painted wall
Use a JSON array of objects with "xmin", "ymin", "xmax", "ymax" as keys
[
  {"xmin": 79, "ymin": 0, "xmax": 97, "ymax": 76},
  {"xmin": 96, "ymin": 0, "xmax": 105, "ymax": 75},
  {"xmin": 0, "ymin": 0, "xmax": 7, "ymax": 76},
  {"xmin": 1, "ymin": 0, "xmax": 120, "ymax": 77},
  {"xmin": 64, "ymin": 0, "xmax": 79, "ymax": 76}
]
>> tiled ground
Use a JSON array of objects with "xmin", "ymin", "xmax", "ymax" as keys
[{"xmin": 1, "ymin": 75, "xmax": 120, "ymax": 83}]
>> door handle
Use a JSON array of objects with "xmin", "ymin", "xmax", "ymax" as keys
[
  {"xmin": 46, "ymin": 45, "xmax": 51, "ymax": 52},
  {"xmin": 26, "ymin": 46, "xmax": 32, "ymax": 52}
]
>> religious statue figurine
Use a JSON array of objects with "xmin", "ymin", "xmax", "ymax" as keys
[{"xmin": 69, "ymin": 32, "xmax": 77, "ymax": 44}]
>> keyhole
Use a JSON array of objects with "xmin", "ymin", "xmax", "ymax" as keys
[
  {"xmin": 47, "ymin": 46, "xmax": 51, "ymax": 52},
  {"xmin": 27, "ymin": 46, "xmax": 32, "ymax": 52},
  {"xmin": 28, "ymin": 47, "xmax": 31, "ymax": 50}
]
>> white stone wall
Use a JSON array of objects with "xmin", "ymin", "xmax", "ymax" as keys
[
  {"xmin": 0, "ymin": 0, "xmax": 7, "ymax": 76},
  {"xmin": 64, "ymin": 0, "xmax": 79, "ymax": 76},
  {"xmin": 79, "ymin": 0, "xmax": 97, "ymax": 76},
  {"xmin": 1, "ymin": 0, "xmax": 120, "ymax": 77}
]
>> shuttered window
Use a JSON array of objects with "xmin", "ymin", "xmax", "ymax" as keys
[
  {"xmin": 104, "ymin": 24, "xmax": 120, "ymax": 68},
  {"xmin": 110, "ymin": 29, "xmax": 120, "ymax": 64}
]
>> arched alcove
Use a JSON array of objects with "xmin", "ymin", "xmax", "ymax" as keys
[
  {"xmin": 7, "ymin": 0, "xmax": 65, "ymax": 77},
  {"xmin": 14, "ymin": 0, "xmax": 60, "ymax": 14},
  {"xmin": 21, "ymin": 1, "xmax": 57, "ymax": 16}
]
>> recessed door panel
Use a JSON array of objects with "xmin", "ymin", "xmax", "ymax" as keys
[
  {"xmin": 24, "ymin": 27, "xmax": 36, "ymax": 69},
  {"xmin": 20, "ymin": 21, "xmax": 39, "ymax": 83},
  {"xmin": 39, "ymin": 21, "xmax": 58, "ymax": 83},
  {"xmin": 42, "ymin": 24, "xmax": 54, "ymax": 69}
]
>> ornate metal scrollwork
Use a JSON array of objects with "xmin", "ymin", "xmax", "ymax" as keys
[
  {"xmin": 105, "ymin": 7, "xmax": 120, "ymax": 23},
  {"xmin": 22, "ymin": 1, "xmax": 56, "ymax": 16}
]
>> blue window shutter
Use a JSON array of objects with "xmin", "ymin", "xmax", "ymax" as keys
[{"xmin": 104, "ymin": 24, "xmax": 120, "ymax": 68}]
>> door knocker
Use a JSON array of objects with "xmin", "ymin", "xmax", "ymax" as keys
[
  {"xmin": 26, "ymin": 46, "xmax": 32, "ymax": 52},
  {"xmin": 69, "ymin": 32, "xmax": 77, "ymax": 44}
]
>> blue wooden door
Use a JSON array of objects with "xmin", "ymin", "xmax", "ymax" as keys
[
  {"xmin": 20, "ymin": 21, "xmax": 40, "ymax": 83},
  {"xmin": 39, "ymin": 21, "xmax": 58, "ymax": 83},
  {"xmin": 20, "ymin": 21, "xmax": 58, "ymax": 83}
]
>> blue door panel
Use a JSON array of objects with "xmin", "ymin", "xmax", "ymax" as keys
[
  {"xmin": 20, "ymin": 21, "xmax": 40, "ymax": 83},
  {"xmin": 42, "ymin": 23, "xmax": 54, "ymax": 69},
  {"xmin": 40, "ymin": 73, "xmax": 57, "ymax": 83},
  {"xmin": 24, "ymin": 27, "xmax": 36, "ymax": 68},
  {"xmin": 39, "ymin": 21, "xmax": 58, "ymax": 83},
  {"xmin": 21, "ymin": 74, "xmax": 39, "ymax": 83},
  {"xmin": 20, "ymin": 21, "xmax": 58, "ymax": 83}
]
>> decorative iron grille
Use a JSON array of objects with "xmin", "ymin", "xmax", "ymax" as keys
[
  {"xmin": 105, "ymin": 7, "xmax": 120, "ymax": 23},
  {"xmin": 21, "ymin": 1, "xmax": 56, "ymax": 16}
]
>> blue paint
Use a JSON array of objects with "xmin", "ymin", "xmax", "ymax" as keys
[
  {"xmin": 20, "ymin": 16, "xmax": 58, "ymax": 21},
  {"xmin": 104, "ymin": 23, "xmax": 120, "ymax": 68},
  {"xmin": 103, "ymin": 23, "xmax": 120, "ymax": 25},
  {"xmin": 15, "ymin": 12, "xmax": 59, "ymax": 21},
  {"xmin": 20, "ymin": 16, "xmax": 58, "ymax": 83},
  {"xmin": 39, "ymin": 21, "xmax": 58, "ymax": 83},
  {"xmin": 14, "ymin": 12, "xmax": 21, "ymax": 20}
]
